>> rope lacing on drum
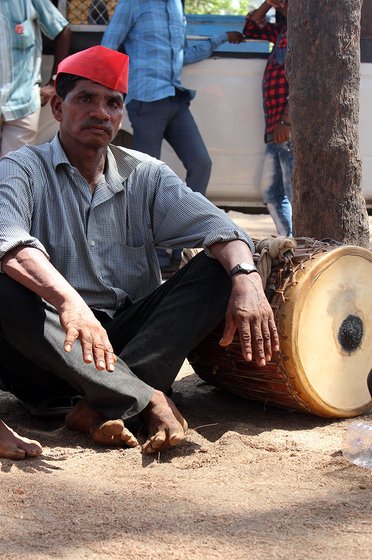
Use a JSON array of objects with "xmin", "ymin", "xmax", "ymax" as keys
[{"xmin": 254, "ymin": 236, "xmax": 297, "ymax": 289}]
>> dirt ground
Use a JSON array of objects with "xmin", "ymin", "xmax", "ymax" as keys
[{"xmin": 1, "ymin": 213, "xmax": 371, "ymax": 560}]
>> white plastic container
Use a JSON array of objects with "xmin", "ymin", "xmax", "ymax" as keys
[{"xmin": 342, "ymin": 421, "xmax": 372, "ymax": 469}]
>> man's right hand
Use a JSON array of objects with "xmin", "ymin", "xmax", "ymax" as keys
[
  {"xmin": 274, "ymin": 121, "xmax": 291, "ymax": 144},
  {"xmin": 2, "ymin": 246, "xmax": 117, "ymax": 373},
  {"xmin": 60, "ymin": 300, "xmax": 117, "ymax": 372}
]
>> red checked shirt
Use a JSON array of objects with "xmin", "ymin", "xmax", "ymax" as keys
[{"xmin": 243, "ymin": 18, "xmax": 288, "ymax": 142}]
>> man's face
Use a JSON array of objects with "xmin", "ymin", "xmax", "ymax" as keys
[{"xmin": 51, "ymin": 79, "xmax": 124, "ymax": 149}]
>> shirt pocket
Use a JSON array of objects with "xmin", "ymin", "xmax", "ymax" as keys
[
  {"xmin": 12, "ymin": 18, "xmax": 35, "ymax": 50},
  {"xmin": 101, "ymin": 241, "xmax": 158, "ymax": 301}
]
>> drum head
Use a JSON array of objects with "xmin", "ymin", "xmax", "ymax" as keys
[{"xmin": 282, "ymin": 245, "xmax": 372, "ymax": 417}]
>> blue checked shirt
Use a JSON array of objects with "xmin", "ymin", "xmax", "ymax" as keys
[
  {"xmin": 0, "ymin": 135, "xmax": 254, "ymax": 313},
  {"xmin": 0, "ymin": 0, "xmax": 68, "ymax": 120},
  {"xmin": 101, "ymin": 0, "xmax": 229, "ymax": 104}
]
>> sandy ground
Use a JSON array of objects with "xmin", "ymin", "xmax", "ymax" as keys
[{"xmin": 1, "ymin": 213, "xmax": 371, "ymax": 560}]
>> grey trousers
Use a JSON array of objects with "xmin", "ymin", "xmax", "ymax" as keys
[{"xmin": 0, "ymin": 252, "xmax": 230, "ymax": 420}]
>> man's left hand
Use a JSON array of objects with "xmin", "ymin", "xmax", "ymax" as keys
[
  {"xmin": 219, "ymin": 273, "xmax": 279, "ymax": 366},
  {"xmin": 226, "ymin": 31, "xmax": 245, "ymax": 44}
]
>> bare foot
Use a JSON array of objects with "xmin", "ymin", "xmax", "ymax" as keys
[
  {"xmin": 65, "ymin": 398, "xmax": 138, "ymax": 447},
  {"xmin": 140, "ymin": 390, "xmax": 188, "ymax": 454},
  {"xmin": 0, "ymin": 419, "xmax": 42, "ymax": 460}
]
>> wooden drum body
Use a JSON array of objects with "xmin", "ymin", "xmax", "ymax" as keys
[{"xmin": 190, "ymin": 241, "xmax": 372, "ymax": 417}]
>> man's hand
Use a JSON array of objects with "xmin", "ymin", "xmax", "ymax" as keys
[
  {"xmin": 273, "ymin": 120, "xmax": 291, "ymax": 144},
  {"xmin": 219, "ymin": 273, "xmax": 279, "ymax": 366},
  {"xmin": 226, "ymin": 31, "xmax": 245, "ymax": 44},
  {"xmin": 59, "ymin": 300, "xmax": 117, "ymax": 372},
  {"xmin": 2, "ymin": 246, "xmax": 116, "ymax": 373},
  {"xmin": 40, "ymin": 84, "xmax": 55, "ymax": 107},
  {"xmin": 266, "ymin": 0, "xmax": 288, "ymax": 8}
]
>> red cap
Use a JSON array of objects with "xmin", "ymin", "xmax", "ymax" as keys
[{"xmin": 56, "ymin": 46, "xmax": 129, "ymax": 93}]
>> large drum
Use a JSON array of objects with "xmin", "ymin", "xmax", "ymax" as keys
[{"xmin": 189, "ymin": 239, "xmax": 372, "ymax": 418}]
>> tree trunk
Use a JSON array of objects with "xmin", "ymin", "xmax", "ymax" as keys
[{"xmin": 286, "ymin": 0, "xmax": 369, "ymax": 246}]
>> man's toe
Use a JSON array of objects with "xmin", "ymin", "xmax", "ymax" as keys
[
  {"xmin": 5, "ymin": 448, "xmax": 27, "ymax": 460},
  {"xmin": 25, "ymin": 444, "xmax": 42, "ymax": 457},
  {"xmin": 100, "ymin": 419, "xmax": 124, "ymax": 437},
  {"xmin": 121, "ymin": 428, "xmax": 138, "ymax": 447},
  {"xmin": 142, "ymin": 428, "xmax": 167, "ymax": 454},
  {"xmin": 168, "ymin": 429, "xmax": 185, "ymax": 446}
]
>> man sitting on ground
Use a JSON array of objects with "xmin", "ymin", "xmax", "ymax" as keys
[{"xmin": 0, "ymin": 46, "xmax": 279, "ymax": 455}]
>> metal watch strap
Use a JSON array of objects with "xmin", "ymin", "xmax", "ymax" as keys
[{"xmin": 229, "ymin": 263, "xmax": 259, "ymax": 279}]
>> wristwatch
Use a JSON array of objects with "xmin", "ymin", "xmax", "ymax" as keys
[{"xmin": 229, "ymin": 262, "xmax": 259, "ymax": 278}]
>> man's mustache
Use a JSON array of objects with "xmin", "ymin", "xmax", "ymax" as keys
[{"xmin": 82, "ymin": 120, "xmax": 112, "ymax": 133}]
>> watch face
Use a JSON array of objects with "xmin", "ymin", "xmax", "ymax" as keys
[
  {"xmin": 230, "ymin": 262, "xmax": 258, "ymax": 278},
  {"xmin": 240, "ymin": 262, "xmax": 255, "ymax": 272}
]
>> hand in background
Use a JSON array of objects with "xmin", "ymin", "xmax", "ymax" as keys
[
  {"xmin": 40, "ymin": 84, "xmax": 55, "ymax": 107},
  {"xmin": 226, "ymin": 31, "xmax": 245, "ymax": 44}
]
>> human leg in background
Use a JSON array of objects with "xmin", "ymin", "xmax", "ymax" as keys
[
  {"xmin": 0, "ymin": 108, "xmax": 40, "ymax": 157},
  {"xmin": 163, "ymin": 92, "xmax": 212, "ymax": 265},
  {"xmin": 126, "ymin": 93, "xmax": 212, "ymax": 190},
  {"xmin": 164, "ymin": 91, "xmax": 212, "ymax": 197},
  {"xmin": 126, "ymin": 97, "xmax": 176, "ymax": 270},
  {"xmin": 260, "ymin": 141, "xmax": 294, "ymax": 237},
  {"xmin": 126, "ymin": 93, "xmax": 212, "ymax": 271},
  {"xmin": 126, "ymin": 98, "xmax": 169, "ymax": 159}
]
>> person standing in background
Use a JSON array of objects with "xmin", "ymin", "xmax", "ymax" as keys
[
  {"xmin": 244, "ymin": 0, "xmax": 293, "ymax": 237},
  {"xmin": 101, "ymin": 0, "xmax": 244, "ymax": 271},
  {"xmin": 0, "ymin": 0, "xmax": 71, "ymax": 157}
]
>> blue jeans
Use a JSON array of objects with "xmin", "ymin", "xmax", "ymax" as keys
[{"xmin": 260, "ymin": 141, "xmax": 294, "ymax": 236}]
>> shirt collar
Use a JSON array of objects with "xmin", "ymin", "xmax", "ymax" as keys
[
  {"xmin": 50, "ymin": 134, "xmax": 71, "ymax": 169},
  {"xmin": 50, "ymin": 134, "xmax": 142, "ymax": 193}
]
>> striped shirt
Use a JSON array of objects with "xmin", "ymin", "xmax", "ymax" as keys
[
  {"xmin": 0, "ymin": 0, "xmax": 68, "ymax": 120},
  {"xmin": 0, "ymin": 135, "xmax": 254, "ymax": 313},
  {"xmin": 101, "ymin": 0, "xmax": 229, "ymax": 104},
  {"xmin": 243, "ymin": 18, "xmax": 288, "ymax": 142}
]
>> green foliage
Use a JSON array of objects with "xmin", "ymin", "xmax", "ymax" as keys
[{"xmin": 184, "ymin": 1, "xmax": 261, "ymax": 16}]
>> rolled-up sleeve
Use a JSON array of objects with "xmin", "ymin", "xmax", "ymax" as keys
[
  {"xmin": 147, "ymin": 162, "xmax": 255, "ymax": 257},
  {"xmin": 33, "ymin": 0, "xmax": 69, "ymax": 40},
  {"xmin": 0, "ymin": 156, "xmax": 49, "ymax": 271}
]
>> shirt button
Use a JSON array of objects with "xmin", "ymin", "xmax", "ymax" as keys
[{"xmin": 90, "ymin": 240, "xmax": 95, "ymax": 246}]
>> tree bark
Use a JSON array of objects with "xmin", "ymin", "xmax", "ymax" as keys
[{"xmin": 286, "ymin": 0, "xmax": 369, "ymax": 246}]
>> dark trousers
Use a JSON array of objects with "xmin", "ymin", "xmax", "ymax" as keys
[
  {"xmin": 126, "ymin": 91, "xmax": 212, "ymax": 196},
  {"xmin": 0, "ymin": 252, "xmax": 230, "ymax": 420}
]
